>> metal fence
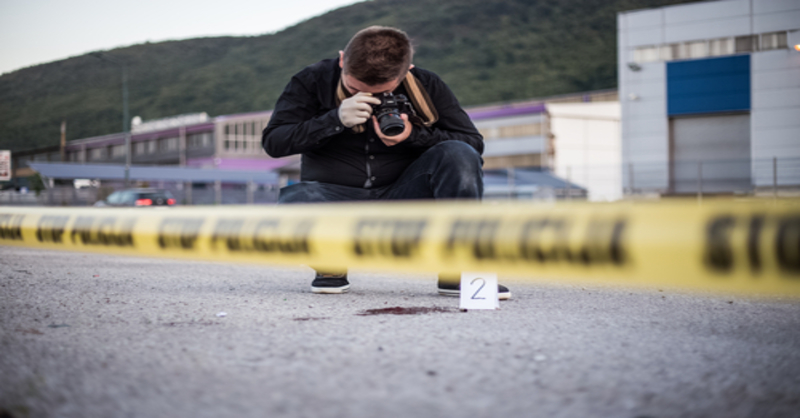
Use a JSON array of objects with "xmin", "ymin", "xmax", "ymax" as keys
[
  {"xmin": 2, "ymin": 157, "xmax": 798, "ymax": 206},
  {"xmin": 540, "ymin": 157, "xmax": 799, "ymax": 201},
  {"xmin": 0, "ymin": 181, "xmax": 280, "ymax": 207},
  {"xmin": 621, "ymin": 157, "xmax": 800, "ymax": 198}
]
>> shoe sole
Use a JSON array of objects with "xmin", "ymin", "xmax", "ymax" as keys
[
  {"xmin": 311, "ymin": 285, "xmax": 350, "ymax": 294},
  {"xmin": 437, "ymin": 289, "xmax": 512, "ymax": 300}
]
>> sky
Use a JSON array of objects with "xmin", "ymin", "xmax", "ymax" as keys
[{"xmin": 0, "ymin": 0, "xmax": 366, "ymax": 75}]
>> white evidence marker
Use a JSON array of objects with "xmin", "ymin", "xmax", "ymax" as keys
[{"xmin": 459, "ymin": 272, "xmax": 499, "ymax": 310}]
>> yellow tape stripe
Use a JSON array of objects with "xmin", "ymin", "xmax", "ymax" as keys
[{"xmin": 1, "ymin": 200, "xmax": 799, "ymax": 296}]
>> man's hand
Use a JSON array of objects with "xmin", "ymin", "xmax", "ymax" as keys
[
  {"xmin": 338, "ymin": 92, "xmax": 381, "ymax": 128},
  {"xmin": 373, "ymin": 113, "xmax": 413, "ymax": 146}
]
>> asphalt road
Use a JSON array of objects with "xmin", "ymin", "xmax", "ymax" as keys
[{"xmin": 1, "ymin": 246, "xmax": 799, "ymax": 418}]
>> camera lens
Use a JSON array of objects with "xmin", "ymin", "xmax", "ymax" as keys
[
  {"xmin": 379, "ymin": 113, "xmax": 405, "ymax": 136},
  {"xmin": 373, "ymin": 92, "xmax": 405, "ymax": 136}
]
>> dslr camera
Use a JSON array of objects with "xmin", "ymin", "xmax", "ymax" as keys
[{"xmin": 372, "ymin": 92, "xmax": 415, "ymax": 136}]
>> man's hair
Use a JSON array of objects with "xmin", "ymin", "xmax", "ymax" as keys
[{"xmin": 342, "ymin": 26, "xmax": 413, "ymax": 86}]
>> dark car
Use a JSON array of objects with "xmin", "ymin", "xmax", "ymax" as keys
[{"xmin": 95, "ymin": 188, "xmax": 176, "ymax": 207}]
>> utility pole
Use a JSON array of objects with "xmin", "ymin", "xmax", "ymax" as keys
[
  {"xmin": 60, "ymin": 120, "xmax": 66, "ymax": 162},
  {"xmin": 90, "ymin": 52, "xmax": 130, "ymax": 187}
]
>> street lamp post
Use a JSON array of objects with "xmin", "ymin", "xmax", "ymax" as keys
[{"xmin": 90, "ymin": 52, "xmax": 131, "ymax": 187}]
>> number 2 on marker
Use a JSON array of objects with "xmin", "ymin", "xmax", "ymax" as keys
[{"xmin": 471, "ymin": 277, "xmax": 486, "ymax": 299}]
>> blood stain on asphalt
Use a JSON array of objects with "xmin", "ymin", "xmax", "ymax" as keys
[{"xmin": 356, "ymin": 306, "xmax": 458, "ymax": 316}]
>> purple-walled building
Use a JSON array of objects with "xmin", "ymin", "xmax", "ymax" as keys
[{"xmin": 63, "ymin": 110, "xmax": 299, "ymax": 181}]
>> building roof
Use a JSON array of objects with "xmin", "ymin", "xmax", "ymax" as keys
[
  {"xmin": 467, "ymin": 104, "xmax": 547, "ymax": 121},
  {"xmin": 28, "ymin": 162, "xmax": 279, "ymax": 184},
  {"xmin": 484, "ymin": 168, "xmax": 587, "ymax": 190}
]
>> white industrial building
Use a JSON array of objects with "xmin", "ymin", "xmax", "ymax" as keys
[
  {"xmin": 618, "ymin": 0, "xmax": 800, "ymax": 195},
  {"xmin": 469, "ymin": 90, "xmax": 621, "ymax": 201},
  {"xmin": 549, "ymin": 102, "xmax": 622, "ymax": 201}
]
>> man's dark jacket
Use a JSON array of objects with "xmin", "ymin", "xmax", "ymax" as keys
[{"xmin": 262, "ymin": 58, "xmax": 483, "ymax": 189}]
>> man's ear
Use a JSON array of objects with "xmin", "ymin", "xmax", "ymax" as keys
[{"xmin": 339, "ymin": 51, "xmax": 344, "ymax": 69}]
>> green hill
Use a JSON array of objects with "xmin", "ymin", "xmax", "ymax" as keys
[{"xmin": 0, "ymin": 0, "xmax": 698, "ymax": 152}]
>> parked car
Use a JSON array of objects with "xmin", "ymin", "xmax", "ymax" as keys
[{"xmin": 95, "ymin": 188, "xmax": 176, "ymax": 207}]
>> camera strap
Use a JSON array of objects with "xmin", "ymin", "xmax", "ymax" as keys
[
  {"xmin": 401, "ymin": 71, "xmax": 438, "ymax": 128},
  {"xmin": 336, "ymin": 71, "xmax": 439, "ymax": 134}
]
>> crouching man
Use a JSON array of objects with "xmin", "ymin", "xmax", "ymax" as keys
[{"xmin": 262, "ymin": 26, "xmax": 510, "ymax": 299}]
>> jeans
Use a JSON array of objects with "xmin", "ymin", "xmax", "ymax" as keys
[{"xmin": 278, "ymin": 141, "xmax": 483, "ymax": 203}]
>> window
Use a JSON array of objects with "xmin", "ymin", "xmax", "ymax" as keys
[
  {"xmin": 761, "ymin": 32, "xmax": 787, "ymax": 50},
  {"xmin": 498, "ymin": 123, "xmax": 542, "ymax": 138},
  {"xmin": 735, "ymin": 35, "xmax": 758, "ymax": 53},
  {"xmin": 634, "ymin": 46, "xmax": 659, "ymax": 63},
  {"xmin": 661, "ymin": 44, "xmax": 678, "ymax": 60},
  {"xmin": 109, "ymin": 144, "xmax": 125, "ymax": 158},
  {"xmin": 133, "ymin": 142, "xmax": 147, "ymax": 155},
  {"xmin": 672, "ymin": 43, "xmax": 688, "ymax": 59},
  {"xmin": 158, "ymin": 137, "xmax": 178, "ymax": 152},
  {"xmin": 686, "ymin": 41, "xmax": 708, "ymax": 58},
  {"xmin": 88, "ymin": 148, "xmax": 105, "ymax": 161},
  {"xmin": 146, "ymin": 140, "xmax": 157, "ymax": 154},
  {"xmin": 709, "ymin": 38, "xmax": 733, "ymax": 56},
  {"xmin": 188, "ymin": 132, "xmax": 213, "ymax": 148},
  {"xmin": 220, "ymin": 118, "xmax": 270, "ymax": 153}
]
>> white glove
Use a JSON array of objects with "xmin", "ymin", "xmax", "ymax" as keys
[{"xmin": 338, "ymin": 92, "xmax": 381, "ymax": 128}]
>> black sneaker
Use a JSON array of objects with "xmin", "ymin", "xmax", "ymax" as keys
[
  {"xmin": 311, "ymin": 272, "xmax": 350, "ymax": 294},
  {"xmin": 437, "ymin": 277, "xmax": 511, "ymax": 300}
]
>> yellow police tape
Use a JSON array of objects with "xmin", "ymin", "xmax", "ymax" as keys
[{"xmin": 1, "ymin": 200, "xmax": 799, "ymax": 296}]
